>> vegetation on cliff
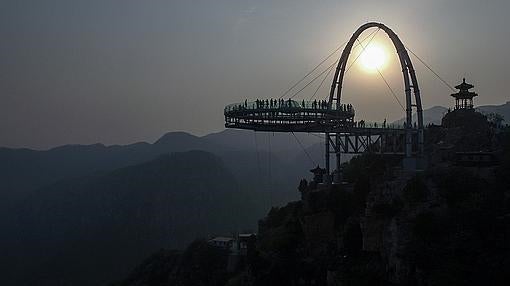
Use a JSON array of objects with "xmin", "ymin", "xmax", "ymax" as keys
[{"xmin": 117, "ymin": 110, "xmax": 509, "ymax": 286}]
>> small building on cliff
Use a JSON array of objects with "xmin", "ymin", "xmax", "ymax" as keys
[{"xmin": 450, "ymin": 78, "xmax": 478, "ymax": 110}]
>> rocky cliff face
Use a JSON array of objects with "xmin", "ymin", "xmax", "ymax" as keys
[{"xmin": 117, "ymin": 110, "xmax": 510, "ymax": 286}]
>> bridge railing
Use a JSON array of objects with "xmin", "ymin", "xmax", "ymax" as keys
[
  {"xmin": 224, "ymin": 100, "xmax": 411, "ymax": 130},
  {"xmin": 357, "ymin": 122, "xmax": 406, "ymax": 129},
  {"xmin": 224, "ymin": 100, "xmax": 354, "ymax": 113}
]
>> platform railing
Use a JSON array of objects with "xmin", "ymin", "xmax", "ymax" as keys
[
  {"xmin": 224, "ymin": 100, "xmax": 412, "ymax": 131},
  {"xmin": 224, "ymin": 100, "xmax": 353, "ymax": 113}
]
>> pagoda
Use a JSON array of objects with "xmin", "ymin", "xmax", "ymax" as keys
[
  {"xmin": 310, "ymin": 165, "xmax": 326, "ymax": 184},
  {"xmin": 451, "ymin": 78, "xmax": 478, "ymax": 110}
]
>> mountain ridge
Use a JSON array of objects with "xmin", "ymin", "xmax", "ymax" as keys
[
  {"xmin": 392, "ymin": 101, "xmax": 510, "ymax": 125},
  {"xmin": 9, "ymin": 150, "xmax": 266, "ymax": 286}
]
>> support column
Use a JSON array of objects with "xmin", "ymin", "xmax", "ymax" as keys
[
  {"xmin": 325, "ymin": 132, "xmax": 331, "ymax": 184},
  {"xmin": 335, "ymin": 133, "xmax": 342, "ymax": 184},
  {"xmin": 405, "ymin": 86, "xmax": 413, "ymax": 158}
]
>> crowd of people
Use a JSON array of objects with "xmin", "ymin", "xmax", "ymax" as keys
[
  {"xmin": 227, "ymin": 99, "xmax": 415, "ymax": 130},
  {"xmin": 227, "ymin": 102, "xmax": 418, "ymax": 129},
  {"xmin": 253, "ymin": 98, "xmax": 294, "ymax": 109},
  {"xmin": 232, "ymin": 98, "xmax": 356, "ymax": 112}
]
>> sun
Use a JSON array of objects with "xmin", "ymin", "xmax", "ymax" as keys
[{"xmin": 359, "ymin": 43, "xmax": 387, "ymax": 73}]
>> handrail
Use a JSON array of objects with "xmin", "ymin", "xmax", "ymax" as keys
[{"xmin": 224, "ymin": 100, "xmax": 354, "ymax": 113}]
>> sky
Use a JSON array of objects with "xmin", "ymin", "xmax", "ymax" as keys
[{"xmin": 1, "ymin": 0, "xmax": 509, "ymax": 149}]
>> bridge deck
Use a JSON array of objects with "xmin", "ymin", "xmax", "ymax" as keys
[
  {"xmin": 224, "ymin": 100, "xmax": 408, "ymax": 134},
  {"xmin": 225, "ymin": 121, "xmax": 409, "ymax": 134},
  {"xmin": 224, "ymin": 100, "xmax": 420, "ymax": 155}
]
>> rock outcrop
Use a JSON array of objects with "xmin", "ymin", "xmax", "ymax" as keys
[{"xmin": 117, "ymin": 109, "xmax": 510, "ymax": 286}]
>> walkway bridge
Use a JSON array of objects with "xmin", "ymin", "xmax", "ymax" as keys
[
  {"xmin": 225, "ymin": 100, "xmax": 355, "ymax": 131},
  {"xmin": 223, "ymin": 22, "xmax": 440, "ymax": 183},
  {"xmin": 224, "ymin": 100, "xmax": 418, "ymax": 156}
]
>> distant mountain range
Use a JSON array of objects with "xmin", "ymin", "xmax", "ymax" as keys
[
  {"xmin": 2, "ymin": 101, "xmax": 508, "ymax": 285},
  {"xmin": 0, "ymin": 129, "xmax": 324, "ymax": 286},
  {"xmin": 0, "ymin": 130, "xmax": 323, "ymax": 200},
  {"xmin": 11, "ymin": 151, "xmax": 266, "ymax": 285},
  {"xmin": 392, "ymin": 101, "xmax": 510, "ymax": 126}
]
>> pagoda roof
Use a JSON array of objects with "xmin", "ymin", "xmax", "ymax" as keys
[
  {"xmin": 451, "ymin": 78, "xmax": 478, "ymax": 98},
  {"xmin": 310, "ymin": 165, "xmax": 326, "ymax": 174},
  {"xmin": 450, "ymin": 90, "xmax": 478, "ymax": 99},
  {"xmin": 455, "ymin": 78, "xmax": 474, "ymax": 90}
]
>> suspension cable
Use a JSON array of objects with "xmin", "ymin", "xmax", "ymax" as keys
[
  {"xmin": 290, "ymin": 29, "xmax": 380, "ymax": 100},
  {"xmin": 253, "ymin": 131, "xmax": 262, "ymax": 184},
  {"xmin": 376, "ymin": 68, "xmax": 406, "ymax": 111},
  {"xmin": 355, "ymin": 37, "xmax": 406, "ymax": 111},
  {"xmin": 405, "ymin": 45, "xmax": 456, "ymax": 92},
  {"xmin": 289, "ymin": 60, "xmax": 338, "ymax": 99},
  {"xmin": 267, "ymin": 133, "xmax": 273, "ymax": 206},
  {"xmin": 292, "ymin": 132, "xmax": 316, "ymax": 165},
  {"xmin": 309, "ymin": 58, "xmax": 338, "ymax": 101},
  {"xmin": 309, "ymin": 132, "xmax": 325, "ymax": 140},
  {"xmin": 279, "ymin": 40, "xmax": 349, "ymax": 99},
  {"xmin": 345, "ymin": 28, "xmax": 381, "ymax": 73}
]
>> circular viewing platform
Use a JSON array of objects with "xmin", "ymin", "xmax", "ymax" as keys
[
  {"xmin": 224, "ymin": 99, "xmax": 356, "ymax": 132},
  {"xmin": 224, "ymin": 99, "xmax": 410, "ymax": 133}
]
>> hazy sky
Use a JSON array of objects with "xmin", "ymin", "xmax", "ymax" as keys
[{"xmin": 1, "ymin": 0, "xmax": 509, "ymax": 149}]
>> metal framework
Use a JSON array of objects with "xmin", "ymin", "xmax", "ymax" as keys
[
  {"xmin": 223, "ymin": 22, "xmax": 424, "ymax": 183},
  {"xmin": 327, "ymin": 22, "xmax": 424, "ymax": 179},
  {"xmin": 224, "ymin": 99, "xmax": 355, "ymax": 131}
]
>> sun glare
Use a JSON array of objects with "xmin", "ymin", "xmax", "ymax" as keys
[{"xmin": 359, "ymin": 43, "xmax": 387, "ymax": 73}]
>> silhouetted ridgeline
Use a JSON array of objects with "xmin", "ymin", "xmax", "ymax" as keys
[
  {"xmin": 115, "ymin": 109, "xmax": 510, "ymax": 286},
  {"xmin": 0, "ymin": 130, "xmax": 321, "ymax": 204},
  {"xmin": 0, "ymin": 130, "xmax": 326, "ymax": 286},
  {"xmin": 2, "ymin": 106, "xmax": 509, "ymax": 285},
  {"xmin": 392, "ymin": 101, "xmax": 510, "ymax": 126},
  {"xmin": 8, "ymin": 151, "xmax": 263, "ymax": 285}
]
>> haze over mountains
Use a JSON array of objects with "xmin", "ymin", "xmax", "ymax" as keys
[
  {"xmin": 0, "ymin": 130, "xmax": 321, "ymax": 199},
  {"xmin": 392, "ymin": 101, "xmax": 510, "ymax": 126},
  {"xmin": 14, "ymin": 152, "xmax": 248, "ymax": 285},
  {"xmin": 1, "ymin": 101, "xmax": 508, "ymax": 285},
  {"xmin": 0, "ymin": 129, "xmax": 325, "ymax": 286}
]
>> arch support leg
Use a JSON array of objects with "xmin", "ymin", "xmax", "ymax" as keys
[
  {"xmin": 335, "ymin": 133, "xmax": 342, "ymax": 184},
  {"xmin": 324, "ymin": 132, "xmax": 331, "ymax": 184}
]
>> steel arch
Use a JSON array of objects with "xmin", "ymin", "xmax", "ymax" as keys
[{"xmin": 328, "ymin": 22, "xmax": 423, "ymax": 160}]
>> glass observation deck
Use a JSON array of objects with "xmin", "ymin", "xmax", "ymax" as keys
[
  {"xmin": 224, "ymin": 99, "xmax": 407, "ymax": 132},
  {"xmin": 224, "ymin": 99, "xmax": 351, "ymax": 112},
  {"xmin": 224, "ymin": 99, "xmax": 355, "ymax": 131}
]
